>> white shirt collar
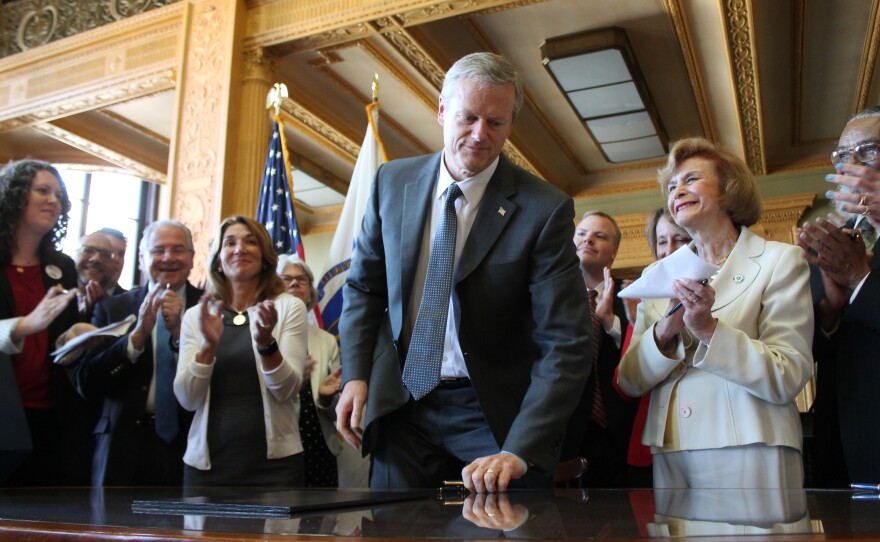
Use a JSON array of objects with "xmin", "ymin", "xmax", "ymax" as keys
[{"xmin": 436, "ymin": 155, "xmax": 498, "ymax": 207}]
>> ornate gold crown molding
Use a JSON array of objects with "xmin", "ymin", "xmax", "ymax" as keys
[
  {"xmin": 662, "ymin": 0, "xmax": 714, "ymax": 141},
  {"xmin": 244, "ymin": 0, "xmax": 523, "ymax": 49},
  {"xmin": 356, "ymin": 39, "xmax": 436, "ymax": 111},
  {"xmin": 279, "ymin": 96, "xmax": 360, "ymax": 163},
  {"xmin": 0, "ymin": 0, "xmax": 181, "ymax": 58},
  {"xmin": 855, "ymin": 0, "xmax": 880, "ymax": 113},
  {"xmin": 33, "ymin": 121, "xmax": 167, "ymax": 183},
  {"xmin": 721, "ymin": 0, "xmax": 766, "ymax": 175},
  {"xmin": 312, "ymin": 44, "xmax": 431, "ymax": 156},
  {"xmin": 573, "ymin": 179, "xmax": 661, "ymax": 199},
  {"xmin": 0, "ymin": 4, "xmax": 181, "ymax": 130},
  {"xmin": 0, "ymin": 69, "xmax": 176, "ymax": 132}
]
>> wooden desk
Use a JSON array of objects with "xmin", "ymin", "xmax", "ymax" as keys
[{"xmin": 0, "ymin": 487, "xmax": 877, "ymax": 541}]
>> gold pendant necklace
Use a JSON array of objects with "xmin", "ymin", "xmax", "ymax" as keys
[{"xmin": 228, "ymin": 306, "xmax": 248, "ymax": 326}]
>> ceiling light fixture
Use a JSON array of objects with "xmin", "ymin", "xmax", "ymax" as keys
[{"xmin": 541, "ymin": 27, "xmax": 668, "ymax": 163}]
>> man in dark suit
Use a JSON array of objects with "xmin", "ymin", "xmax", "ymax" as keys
[
  {"xmin": 76, "ymin": 219, "xmax": 201, "ymax": 486},
  {"xmin": 561, "ymin": 210, "xmax": 636, "ymax": 487},
  {"xmin": 97, "ymin": 227, "xmax": 128, "ymax": 296},
  {"xmin": 336, "ymin": 52, "xmax": 592, "ymax": 492},
  {"xmin": 796, "ymin": 106, "xmax": 880, "ymax": 484},
  {"xmin": 74, "ymin": 231, "xmax": 115, "ymax": 319}
]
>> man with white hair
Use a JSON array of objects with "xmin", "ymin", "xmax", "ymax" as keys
[
  {"xmin": 76, "ymin": 219, "xmax": 202, "ymax": 486},
  {"xmin": 796, "ymin": 106, "xmax": 880, "ymax": 484}
]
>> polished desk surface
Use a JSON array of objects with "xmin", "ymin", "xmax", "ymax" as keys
[{"xmin": 0, "ymin": 486, "xmax": 878, "ymax": 541}]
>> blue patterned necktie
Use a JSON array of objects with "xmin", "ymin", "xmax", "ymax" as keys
[
  {"xmin": 154, "ymin": 312, "xmax": 179, "ymax": 443},
  {"xmin": 403, "ymin": 183, "xmax": 462, "ymax": 400}
]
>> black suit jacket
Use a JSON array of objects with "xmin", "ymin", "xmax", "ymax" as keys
[
  {"xmin": 0, "ymin": 250, "xmax": 93, "ymax": 484},
  {"xmin": 340, "ymin": 152, "xmax": 592, "ymax": 474},
  {"xmin": 560, "ymin": 282, "xmax": 637, "ymax": 466},
  {"xmin": 76, "ymin": 283, "xmax": 201, "ymax": 486},
  {"xmin": 810, "ymin": 237, "xmax": 880, "ymax": 483}
]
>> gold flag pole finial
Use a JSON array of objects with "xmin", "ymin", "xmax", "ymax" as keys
[
  {"xmin": 372, "ymin": 73, "xmax": 379, "ymax": 103},
  {"xmin": 266, "ymin": 83, "xmax": 289, "ymax": 117}
]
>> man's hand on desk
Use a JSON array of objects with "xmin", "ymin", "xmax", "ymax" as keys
[
  {"xmin": 462, "ymin": 452, "xmax": 525, "ymax": 493},
  {"xmin": 461, "ymin": 493, "xmax": 528, "ymax": 531}
]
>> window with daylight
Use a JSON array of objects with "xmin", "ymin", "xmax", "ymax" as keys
[{"xmin": 57, "ymin": 168, "xmax": 155, "ymax": 290}]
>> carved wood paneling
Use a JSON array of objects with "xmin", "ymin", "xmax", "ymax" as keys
[
  {"xmin": 0, "ymin": 0, "xmax": 179, "ymax": 58},
  {"xmin": 720, "ymin": 0, "xmax": 766, "ymax": 175},
  {"xmin": 0, "ymin": 4, "xmax": 182, "ymax": 130},
  {"xmin": 244, "ymin": 0, "xmax": 523, "ymax": 49},
  {"xmin": 169, "ymin": 0, "xmax": 234, "ymax": 283}
]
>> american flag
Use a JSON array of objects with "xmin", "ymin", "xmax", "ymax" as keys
[{"xmin": 256, "ymin": 121, "xmax": 304, "ymax": 260}]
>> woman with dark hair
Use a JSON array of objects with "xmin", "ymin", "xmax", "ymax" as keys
[
  {"xmin": 618, "ymin": 138, "xmax": 814, "ymax": 488},
  {"xmin": 0, "ymin": 159, "xmax": 83, "ymax": 486},
  {"xmin": 175, "ymin": 216, "xmax": 307, "ymax": 487}
]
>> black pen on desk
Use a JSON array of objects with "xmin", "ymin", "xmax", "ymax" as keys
[
  {"xmin": 851, "ymin": 482, "xmax": 880, "ymax": 491},
  {"xmin": 664, "ymin": 278, "xmax": 710, "ymax": 318}
]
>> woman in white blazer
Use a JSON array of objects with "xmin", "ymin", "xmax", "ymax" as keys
[
  {"xmin": 617, "ymin": 138, "xmax": 814, "ymax": 489},
  {"xmin": 175, "ymin": 216, "xmax": 307, "ymax": 487},
  {"xmin": 277, "ymin": 254, "xmax": 342, "ymax": 487}
]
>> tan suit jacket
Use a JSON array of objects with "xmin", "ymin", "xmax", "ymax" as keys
[{"xmin": 618, "ymin": 227, "xmax": 814, "ymax": 453}]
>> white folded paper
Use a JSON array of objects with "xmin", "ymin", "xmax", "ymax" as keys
[
  {"xmin": 618, "ymin": 246, "xmax": 718, "ymax": 299},
  {"xmin": 51, "ymin": 314, "xmax": 137, "ymax": 365}
]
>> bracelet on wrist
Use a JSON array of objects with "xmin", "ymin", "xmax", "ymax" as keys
[{"xmin": 257, "ymin": 339, "xmax": 278, "ymax": 357}]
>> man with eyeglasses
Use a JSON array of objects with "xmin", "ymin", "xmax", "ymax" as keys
[
  {"xmin": 97, "ymin": 227, "xmax": 128, "ymax": 296},
  {"xmin": 75, "ymin": 220, "xmax": 202, "ymax": 486},
  {"xmin": 796, "ymin": 106, "xmax": 880, "ymax": 485},
  {"xmin": 74, "ymin": 231, "xmax": 116, "ymax": 319}
]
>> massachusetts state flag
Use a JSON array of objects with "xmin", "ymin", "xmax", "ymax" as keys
[
  {"xmin": 256, "ymin": 121, "xmax": 304, "ymax": 259},
  {"xmin": 317, "ymin": 102, "xmax": 386, "ymax": 341}
]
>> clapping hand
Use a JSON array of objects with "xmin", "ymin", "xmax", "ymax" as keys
[
  {"xmin": 825, "ymin": 163, "xmax": 880, "ymax": 230},
  {"xmin": 13, "ymin": 285, "xmax": 77, "ymax": 342}
]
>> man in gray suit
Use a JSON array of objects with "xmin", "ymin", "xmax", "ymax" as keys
[{"xmin": 336, "ymin": 52, "xmax": 592, "ymax": 492}]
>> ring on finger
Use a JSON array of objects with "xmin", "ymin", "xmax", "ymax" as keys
[
  {"xmin": 860, "ymin": 195, "xmax": 867, "ymax": 206},
  {"xmin": 863, "ymin": 204, "xmax": 871, "ymax": 216},
  {"xmin": 485, "ymin": 468, "xmax": 497, "ymax": 478}
]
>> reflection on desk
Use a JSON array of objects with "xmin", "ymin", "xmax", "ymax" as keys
[
  {"xmin": 649, "ymin": 488, "xmax": 810, "ymax": 536},
  {"xmin": 0, "ymin": 487, "xmax": 879, "ymax": 540}
]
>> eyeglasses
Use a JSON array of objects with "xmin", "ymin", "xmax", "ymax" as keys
[
  {"xmin": 148, "ymin": 246, "xmax": 193, "ymax": 258},
  {"xmin": 79, "ymin": 245, "xmax": 115, "ymax": 260},
  {"xmin": 830, "ymin": 142, "xmax": 880, "ymax": 166},
  {"xmin": 279, "ymin": 274, "xmax": 310, "ymax": 286}
]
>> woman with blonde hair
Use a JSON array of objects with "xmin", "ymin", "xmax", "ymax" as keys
[
  {"xmin": 618, "ymin": 138, "xmax": 813, "ymax": 488},
  {"xmin": 175, "ymin": 215, "xmax": 307, "ymax": 487}
]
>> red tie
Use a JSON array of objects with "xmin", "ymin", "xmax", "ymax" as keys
[{"xmin": 589, "ymin": 290, "xmax": 608, "ymax": 428}]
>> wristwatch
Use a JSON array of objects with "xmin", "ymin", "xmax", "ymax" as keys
[{"xmin": 257, "ymin": 339, "xmax": 278, "ymax": 357}]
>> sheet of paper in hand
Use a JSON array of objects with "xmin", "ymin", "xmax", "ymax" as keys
[
  {"xmin": 618, "ymin": 246, "xmax": 718, "ymax": 299},
  {"xmin": 51, "ymin": 314, "xmax": 137, "ymax": 365}
]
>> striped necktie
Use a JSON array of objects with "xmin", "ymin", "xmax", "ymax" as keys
[{"xmin": 589, "ymin": 289, "xmax": 608, "ymax": 428}]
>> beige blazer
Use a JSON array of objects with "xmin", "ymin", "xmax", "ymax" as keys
[{"xmin": 617, "ymin": 227, "xmax": 814, "ymax": 453}]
